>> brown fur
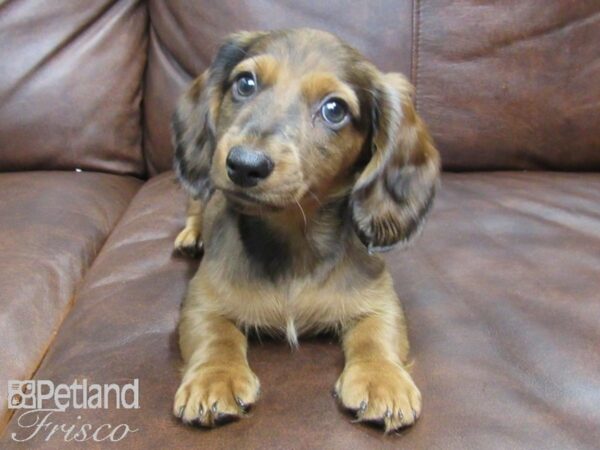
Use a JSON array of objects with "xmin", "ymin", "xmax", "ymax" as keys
[{"xmin": 172, "ymin": 29, "xmax": 440, "ymax": 432}]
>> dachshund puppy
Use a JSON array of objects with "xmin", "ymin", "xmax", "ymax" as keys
[{"xmin": 172, "ymin": 29, "xmax": 440, "ymax": 432}]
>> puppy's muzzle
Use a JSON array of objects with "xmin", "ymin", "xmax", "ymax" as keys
[{"xmin": 226, "ymin": 146, "xmax": 274, "ymax": 187}]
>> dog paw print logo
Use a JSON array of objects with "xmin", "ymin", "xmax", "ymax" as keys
[{"xmin": 7, "ymin": 381, "xmax": 36, "ymax": 409}]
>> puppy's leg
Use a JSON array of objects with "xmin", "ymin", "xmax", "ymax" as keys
[
  {"xmin": 174, "ymin": 301, "xmax": 260, "ymax": 427},
  {"xmin": 335, "ymin": 294, "xmax": 421, "ymax": 432},
  {"xmin": 174, "ymin": 197, "xmax": 204, "ymax": 257}
]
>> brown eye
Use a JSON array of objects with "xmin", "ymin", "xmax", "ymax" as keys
[
  {"xmin": 320, "ymin": 98, "xmax": 348, "ymax": 127},
  {"xmin": 233, "ymin": 72, "xmax": 257, "ymax": 99}
]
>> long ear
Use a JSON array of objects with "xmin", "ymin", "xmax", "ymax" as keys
[
  {"xmin": 351, "ymin": 73, "xmax": 441, "ymax": 252},
  {"xmin": 172, "ymin": 70, "xmax": 217, "ymax": 200},
  {"xmin": 172, "ymin": 31, "xmax": 268, "ymax": 200}
]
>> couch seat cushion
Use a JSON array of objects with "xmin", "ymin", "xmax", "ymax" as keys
[
  {"xmin": 0, "ymin": 171, "xmax": 141, "ymax": 430},
  {"xmin": 2, "ymin": 171, "xmax": 598, "ymax": 449}
]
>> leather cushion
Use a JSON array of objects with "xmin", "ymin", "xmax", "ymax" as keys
[
  {"xmin": 0, "ymin": 171, "xmax": 141, "ymax": 430},
  {"xmin": 416, "ymin": 0, "xmax": 600, "ymax": 170},
  {"xmin": 2, "ymin": 172, "xmax": 599, "ymax": 448},
  {"xmin": 0, "ymin": 0, "xmax": 148, "ymax": 175}
]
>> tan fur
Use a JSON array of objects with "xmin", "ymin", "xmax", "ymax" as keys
[
  {"xmin": 300, "ymin": 72, "xmax": 360, "ymax": 117},
  {"xmin": 230, "ymin": 55, "xmax": 281, "ymax": 87},
  {"xmin": 174, "ymin": 198, "xmax": 204, "ymax": 257},
  {"xmin": 172, "ymin": 29, "xmax": 440, "ymax": 432}
]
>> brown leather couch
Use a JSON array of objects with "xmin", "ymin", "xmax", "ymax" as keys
[{"xmin": 1, "ymin": 1, "xmax": 599, "ymax": 448}]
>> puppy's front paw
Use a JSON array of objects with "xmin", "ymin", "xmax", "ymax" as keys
[
  {"xmin": 334, "ymin": 360, "xmax": 421, "ymax": 432},
  {"xmin": 174, "ymin": 226, "xmax": 203, "ymax": 257},
  {"xmin": 174, "ymin": 363, "xmax": 260, "ymax": 427}
]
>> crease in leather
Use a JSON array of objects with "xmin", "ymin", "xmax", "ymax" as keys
[
  {"xmin": 137, "ymin": 3, "xmax": 151, "ymax": 179},
  {"xmin": 0, "ymin": 0, "xmax": 117, "ymax": 104},
  {"xmin": 407, "ymin": 182, "xmax": 599, "ymax": 447},
  {"xmin": 0, "ymin": 175, "xmax": 142, "ymax": 437},
  {"xmin": 445, "ymin": 8, "xmax": 600, "ymax": 63},
  {"xmin": 452, "ymin": 175, "xmax": 600, "ymax": 240},
  {"xmin": 142, "ymin": 27, "xmax": 192, "ymax": 175},
  {"xmin": 0, "ymin": 293, "xmax": 77, "ymax": 432},
  {"xmin": 450, "ymin": 284, "xmax": 598, "ymax": 448},
  {"xmin": 152, "ymin": 0, "xmax": 211, "ymax": 76},
  {"xmin": 149, "ymin": 24, "xmax": 194, "ymax": 81}
]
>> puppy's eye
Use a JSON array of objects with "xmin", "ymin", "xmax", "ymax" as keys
[
  {"xmin": 320, "ymin": 98, "xmax": 348, "ymax": 127},
  {"xmin": 233, "ymin": 72, "xmax": 257, "ymax": 100}
]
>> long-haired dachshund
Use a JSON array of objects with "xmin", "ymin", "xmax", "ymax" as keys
[{"xmin": 172, "ymin": 28, "xmax": 440, "ymax": 432}]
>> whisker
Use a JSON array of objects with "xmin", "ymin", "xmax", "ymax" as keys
[
  {"xmin": 294, "ymin": 198, "xmax": 308, "ymax": 233},
  {"xmin": 307, "ymin": 189, "xmax": 322, "ymax": 206}
]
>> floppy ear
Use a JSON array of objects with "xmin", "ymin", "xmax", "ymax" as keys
[
  {"xmin": 351, "ymin": 73, "xmax": 441, "ymax": 252},
  {"xmin": 172, "ymin": 31, "xmax": 268, "ymax": 200},
  {"xmin": 172, "ymin": 70, "xmax": 217, "ymax": 200}
]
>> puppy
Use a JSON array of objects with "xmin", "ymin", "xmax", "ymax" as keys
[{"xmin": 172, "ymin": 29, "xmax": 440, "ymax": 432}]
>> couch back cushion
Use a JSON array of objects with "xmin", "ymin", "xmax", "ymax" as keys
[
  {"xmin": 146, "ymin": 0, "xmax": 600, "ymax": 174},
  {"xmin": 142, "ymin": 0, "xmax": 414, "ymax": 174},
  {"xmin": 0, "ymin": 0, "xmax": 147, "ymax": 176},
  {"xmin": 417, "ymin": 0, "xmax": 600, "ymax": 170}
]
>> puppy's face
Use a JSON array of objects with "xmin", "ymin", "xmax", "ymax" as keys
[
  {"xmin": 211, "ymin": 38, "xmax": 369, "ymax": 211},
  {"xmin": 174, "ymin": 29, "xmax": 440, "ymax": 250}
]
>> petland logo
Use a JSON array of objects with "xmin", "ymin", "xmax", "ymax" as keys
[{"xmin": 7, "ymin": 379, "xmax": 140, "ymax": 443}]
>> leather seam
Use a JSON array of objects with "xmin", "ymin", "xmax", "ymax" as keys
[
  {"xmin": 411, "ymin": 0, "xmax": 422, "ymax": 112},
  {"xmin": 143, "ymin": 21, "xmax": 194, "ymax": 176},
  {"xmin": 139, "ymin": 1, "xmax": 151, "ymax": 179}
]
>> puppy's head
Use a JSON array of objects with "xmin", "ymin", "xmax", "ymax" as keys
[{"xmin": 173, "ymin": 29, "xmax": 440, "ymax": 250}]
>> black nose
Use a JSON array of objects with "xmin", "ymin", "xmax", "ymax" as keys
[{"xmin": 226, "ymin": 146, "xmax": 274, "ymax": 187}]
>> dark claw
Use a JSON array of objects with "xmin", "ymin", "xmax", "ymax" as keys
[
  {"xmin": 193, "ymin": 241, "xmax": 204, "ymax": 257},
  {"xmin": 235, "ymin": 396, "xmax": 249, "ymax": 412},
  {"xmin": 191, "ymin": 418, "xmax": 204, "ymax": 428},
  {"xmin": 198, "ymin": 404, "xmax": 204, "ymax": 417},
  {"xmin": 350, "ymin": 401, "xmax": 369, "ymax": 423},
  {"xmin": 180, "ymin": 241, "xmax": 204, "ymax": 259},
  {"xmin": 177, "ymin": 405, "xmax": 185, "ymax": 418},
  {"xmin": 358, "ymin": 401, "xmax": 368, "ymax": 415},
  {"xmin": 384, "ymin": 409, "xmax": 393, "ymax": 419},
  {"xmin": 214, "ymin": 413, "xmax": 239, "ymax": 426},
  {"xmin": 412, "ymin": 409, "xmax": 418, "ymax": 421},
  {"xmin": 331, "ymin": 390, "xmax": 338, "ymax": 399},
  {"xmin": 211, "ymin": 402, "xmax": 218, "ymax": 415},
  {"xmin": 397, "ymin": 410, "xmax": 404, "ymax": 421}
]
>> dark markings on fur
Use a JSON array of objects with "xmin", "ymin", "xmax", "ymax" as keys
[
  {"xmin": 402, "ymin": 185, "xmax": 436, "ymax": 241},
  {"xmin": 173, "ymin": 33, "xmax": 266, "ymax": 199},
  {"xmin": 211, "ymin": 35, "xmax": 265, "ymax": 92},
  {"xmin": 172, "ymin": 111, "xmax": 186, "ymax": 165},
  {"xmin": 314, "ymin": 197, "xmax": 352, "ymax": 263},
  {"xmin": 349, "ymin": 85, "xmax": 379, "ymax": 174},
  {"xmin": 386, "ymin": 167, "xmax": 418, "ymax": 207},
  {"xmin": 204, "ymin": 211, "xmax": 229, "ymax": 258},
  {"xmin": 352, "ymin": 214, "xmax": 372, "ymax": 249},
  {"xmin": 316, "ymin": 145, "xmax": 331, "ymax": 156},
  {"xmin": 172, "ymin": 102, "xmax": 215, "ymax": 200},
  {"xmin": 351, "ymin": 185, "xmax": 436, "ymax": 249},
  {"xmin": 244, "ymin": 121, "xmax": 285, "ymax": 141},
  {"xmin": 238, "ymin": 214, "xmax": 291, "ymax": 281}
]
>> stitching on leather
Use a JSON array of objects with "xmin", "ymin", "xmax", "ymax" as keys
[
  {"xmin": 149, "ymin": 21, "xmax": 194, "ymax": 80},
  {"xmin": 411, "ymin": 0, "xmax": 422, "ymax": 112},
  {"xmin": 144, "ymin": 21, "xmax": 195, "ymax": 176},
  {"xmin": 139, "ymin": 2, "xmax": 151, "ymax": 179}
]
